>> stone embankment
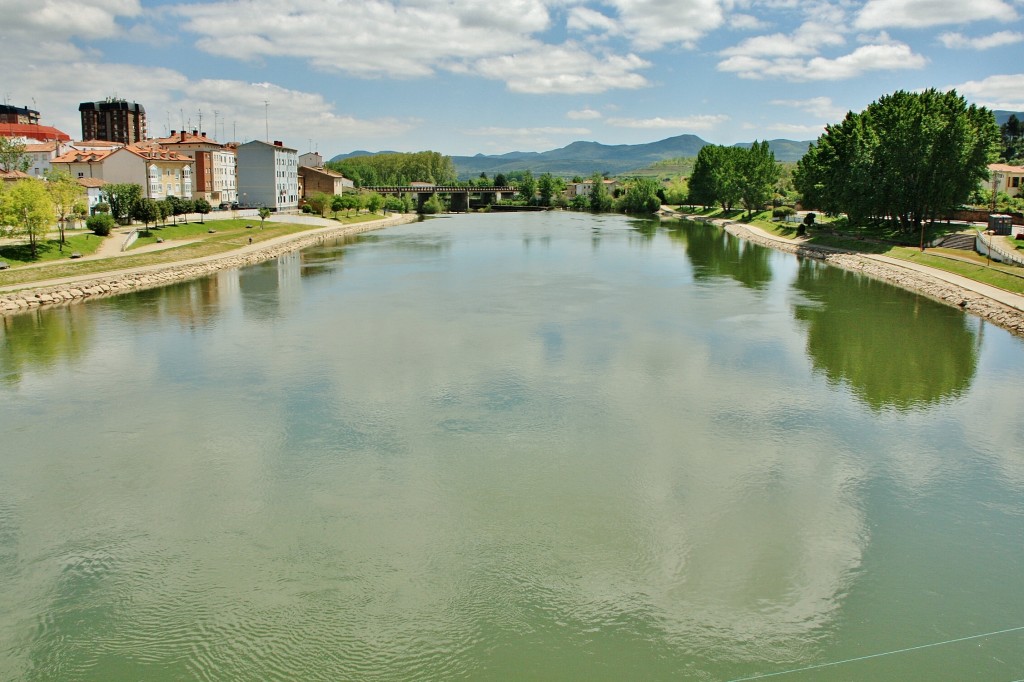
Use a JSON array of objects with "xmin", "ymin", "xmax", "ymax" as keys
[
  {"xmin": 1, "ymin": 214, "xmax": 417, "ymax": 315},
  {"xmin": 685, "ymin": 214, "xmax": 1024, "ymax": 338}
]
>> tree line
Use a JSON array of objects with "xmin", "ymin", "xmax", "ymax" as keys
[
  {"xmin": 686, "ymin": 141, "xmax": 780, "ymax": 215},
  {"xmin": 326, "ymin": 151, "xmax": 457, "ymax": 187},
  {"xmin": 793, "ymin": 89, "xmax": 998, "ymax": 236}
]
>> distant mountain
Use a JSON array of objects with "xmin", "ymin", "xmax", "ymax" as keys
[
  {"xmin": 330, "ymin": 134, "xmax": 815, "ymax": 179},
  {"xmin": 994, "ymin": 110, "xmax": 1024, "ymax": 127},
  {"xmin": 733, "ymin": 138, "xmax": 813, "ymax": 160}
]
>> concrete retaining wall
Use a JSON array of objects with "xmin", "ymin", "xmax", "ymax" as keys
[{"xmin": 1, "ymin": 214, "xmax": 417, "ymax": 315}]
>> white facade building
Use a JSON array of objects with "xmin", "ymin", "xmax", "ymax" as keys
[{"xmin": 237, "ymin": 140, "xmax": 299, "ymax": 211}]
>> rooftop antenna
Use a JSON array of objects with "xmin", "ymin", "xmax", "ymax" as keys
[
  {"xmin": 263, "ymin": 100, "xmax": 270, "ymax": 141},
  {"xmin": 213, "ymin": 110, "xmax": 219, "ymax": 140},
  {"xmin": 197, "ymin": 109, "xmax": 203, "ymax": 134}
]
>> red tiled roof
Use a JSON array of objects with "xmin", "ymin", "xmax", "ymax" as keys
[
  {"xmin": 1, "ymin": 169, "xmax": 33, "ymax": 181},
  {"xmin": 123, "ymin": 142, "xmax": 193, "ymax": 162},
  {"xmin": 0, "ymin": 123, "xmax": 71, "ymax": 141},
  {"xmin": 76, "ymin": 177, "xmax": 107, "ymax": 188},
  {"xmin": 24, "ymin": 141, "xmax": 60, "ymax": 153},
  {"xmin": 52, "ymin": 149, "xmax": 114, "ymax": 164},
  {"xmin": 153, "ymin": 131, "xmax": 222, "ymax": 146},
  {"xmin": 989, "ymin": 163, "xmax": 1024, "ymax": 173}
]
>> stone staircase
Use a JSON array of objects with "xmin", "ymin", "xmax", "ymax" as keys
[{"xmin": 938, "ymin": 233, "xmax": 976, "ymax": 251}]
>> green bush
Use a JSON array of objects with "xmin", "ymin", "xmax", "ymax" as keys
[
  {"xmin": 86, "ymin": 213, "xmax": 116, "ymax": 236},
  {"xmin": 773, "ymin": 206, "xmax": 796, "ymax": 219}
]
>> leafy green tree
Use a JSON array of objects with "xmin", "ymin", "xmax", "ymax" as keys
[
  {"xmin": 258, "ymin": 206, "xmax": 272, "ymax": 226},
  {"xmin": 0, "ymin": 137, "xmax": 30, "ymax": 173},
  {"xmin": 157, "ymin": 199, "xmax": 171, "ymax": 226},
  {"xmin": 193, "ymin": 197, "xmax": 212, "ymax": 223},
  {"xmin": 86, "ymin": 213, "xmax": 115, "ymax": 236},
  {"xmin": 517, "ymin": 170, "xmax": 536, "ymax": 204},
  {"xmin": 739, "ymin": 141, "xmax": 780, "ymax": 216},
  {"xmin": 45, "ymin": 171, "xmax": 85, "ymax": 251},
  {"xmin": 494, "ymin": 173, "xmax": 508, "ymax": 187},
  {"xmin": 326, "ymin": 151, "xmax": 456, "ymax": 187},
  {"xmin": 1000, "ymin": 113, "xmax": 1023, "ymax": 162},
  {"xmin": 588, "ymin": 172, "xmax": 613, "ymax": 212},
  {"xmin": 687, "ymin": 145, "xmax": 718, "ymax": 208},
  {"xmin": 365, "ymin": 191, "xmax": 384, "ymax": 214},
  {"xmin": 307, "ymin": 191, "xmax": 331, "ymax": 216},
  {"xmin": 795, "ymin": 89, "xmax": 999, "ymax": 243},
  {"xmin": 330, "ymin": 194, "xmax": 345, "ymax": 218},
  {"xmin": 339, "ymin": 193, "xmax": 361, "ymax": 215},
  {"xmin": 3, "ymin": 179, "xmax": 55, "ymax": 258},
  {"xmin": 419, "ymin": 193, "xmax": 446, "ymax": 214},
  {"xmin": 133, "ymin": 198, "xmax": 161, "ymax": 229},
  {"xmin": 383, "ymin": 196, "xmax": 405, "ymax": 213},
  {"xmin": 73, "ymin": 200, "xmax": 89, "ymax": 229},
  {"xmin": 103, "ymin": 183, "xmax": 142, "ymax": 225},
  {"xmin": 617, "ymin": 177, "xmax": 662, "ymax": 214}
]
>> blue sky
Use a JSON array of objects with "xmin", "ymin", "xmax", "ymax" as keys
[{"xmin": 4, "ymin": 0, "xmax": 1023, "ymax": 158}]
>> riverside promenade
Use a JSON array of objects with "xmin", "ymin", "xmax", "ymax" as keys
[
  {"xmin": 0, "ymin": 212, "xmax": 419, "ymax": 315},
  {"xmin": 664, "ymin": 208, "xmax": 1024, "ymax": 338}
]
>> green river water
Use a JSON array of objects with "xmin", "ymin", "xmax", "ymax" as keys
[{"xmin": 1, "ymin": 211, "xmax": 1023, "ymax": 680}]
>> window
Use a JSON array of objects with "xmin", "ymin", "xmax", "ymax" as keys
[{"xmin": 1013, "ymin": 177, "xmax": 1020, "ymax": 188}]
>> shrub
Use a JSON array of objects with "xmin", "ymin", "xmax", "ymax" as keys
[
  {"xmin": 803, "ymin": 212, "xmax": 816, "ymax": 226},
  {"xmin": 86, "ymin": 213, "xmax": 115, "ymax": 236},
  {"xmin": 773, "ymin": 206, "xmax": 796, "ymax": 220}
]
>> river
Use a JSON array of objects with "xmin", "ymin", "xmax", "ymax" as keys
[{"xmin": 1, "ymin": 211, "xmax": 1023, "ymax": 680}]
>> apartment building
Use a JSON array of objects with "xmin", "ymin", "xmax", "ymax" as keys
[
  {"xmin": 237, "ymin": 140, "xmax": 298, "ymax": 211},
  {"xmin": 154, "ymin": 130, "xmax": 237, "ymax": 206}
]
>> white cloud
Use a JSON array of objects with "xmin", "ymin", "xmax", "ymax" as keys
[
  {"xmin": 176, "ymin": 0, "xmax": 551, "ymax": 78},
  {"xmin": 471, "ymin": 44, "xmax": 651, "ymax": 94},
  {"xmin": 948, "ymin": 73, "xmax": 1024, "ymax": 110},
  {"xmin": 720, "ymin": 33, "xmax": 818, "ymax": 58},
  {"xmin": 729, "ymin": 13, "xmax": 768, "ymax": 30},
  {"xmin": 567, "ymin": 6, "xmax": 619, "ymax": 35},
  {"xmin": 606, "ymin": 115, "xmax": 729, "ymax": 130},
  {"xmin": 1, "ymin": 0, "xmax": 142, "ymax": 40},
  {"xmin": 855, "ymin": 0, "xmax": 1017, "ymax": 29},
  {"xmin": 939, "ymin": 31, "xmax": 1024, "ymax": 50},
  {"xmin": 719, "ymin": 42, "xmax": 926, "ymax": 81},
  {"xmin": 770, "ymin": 96, "xmax": 846, "ymax": 120},
  {"xmin": 567, "ymin": 108, "xmax": 603, "ymax": 120},
  {"xmin": 604, "ymin": 0, "xmax": 727, "ymax": 50}
]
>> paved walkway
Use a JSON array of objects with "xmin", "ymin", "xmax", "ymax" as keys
[
  {"xmin": 0, "ymin": 213, "xmax": 408, "ymax": 295},
  {"xmin": 665, "ymin": 208, "xmax": 1024, "ymax": 314}
]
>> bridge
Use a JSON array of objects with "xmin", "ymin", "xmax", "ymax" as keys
[{"xmin": 363, "ymin": 185, "xmax": 517, "ymax": 212}]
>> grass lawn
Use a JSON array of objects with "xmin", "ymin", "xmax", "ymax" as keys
[
  {"xmin": 0, "ymin": 231, "xmax": 104, "ymax": 266},
  {"xmin": 668, "ymin": 207, "xmax": 1024, "ymax": 296},
  {"xmin": 0, "ymin": 212, "xmax": 390, "ymax": 290}
]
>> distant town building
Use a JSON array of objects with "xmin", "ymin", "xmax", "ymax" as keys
[
  {"xmin": 153, "ymin": 130, "xmax": 237, "ymax": 206},
  {"xmin": 0, "ymin": 123, "xmax": 72, "ymax": 143},
  {"xmin": 299, "ymin": 151, "xmax": 323, "ymax": 168},
  {"xmin": 237, "ymin": 140, "xmax": 299, "ymax": 211},
  {"xmin": 52, "ymin": 141, "xmax": 194, "ymax": 200},
  {"xmin": 298, "ymin": 165, "xmax": 351, "ymax": 198},
  {"xmin": 79, "ymin": 98, "xmax": 147, "ymax": 144},
  {"xmin": 0, "ymin": 104, "xmax": 40, "ymax": 125},
  {"xmin": 24, "ymin": 140, "xmax": 72, "ymax": 177},
  {"xmin": 988, "ymin": 163, "xmax": 1024, "ymax": 198}
]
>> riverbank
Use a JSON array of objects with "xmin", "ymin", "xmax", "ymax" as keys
[
  {"xmin": 0, "ymin": 213, "xmax": 418, "ymax": 315},
  {"xmin": 665, "ymin": 209, "xmax": 1024, "ymax": 337}
]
